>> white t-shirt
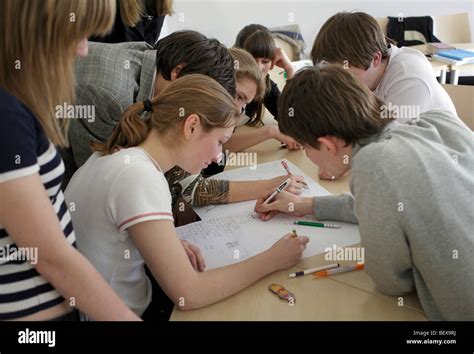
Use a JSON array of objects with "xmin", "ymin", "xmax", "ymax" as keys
[
  {"xmin": 65, "ymin": 147, "xmax": 174, "ymax": 316},
  {"xmin": 374, "ymin": 45, "xmax": 457, "ymax": 120}
]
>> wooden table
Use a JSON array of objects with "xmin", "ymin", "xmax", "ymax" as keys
[{"xmin": 170, "ymin": 139, "xmax": 427, "ymax": 321}]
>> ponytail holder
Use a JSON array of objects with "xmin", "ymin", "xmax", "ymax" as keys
[{"xmin": 142, "ymin": 99, "xmax": 153, "ymax": 113}]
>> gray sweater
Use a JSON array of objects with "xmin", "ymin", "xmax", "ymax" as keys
[{"xmin": 314, "ymin": 110, "xmax": 474, "ymax": 320}]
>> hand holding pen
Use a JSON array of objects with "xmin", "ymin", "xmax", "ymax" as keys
[
  {"xmin": 254, "ymin": 188, "xmax": 314, "ymax": 221},
  {"xmin": 281, "ymin": 161, "xmax": 309, "ymax": 190}
]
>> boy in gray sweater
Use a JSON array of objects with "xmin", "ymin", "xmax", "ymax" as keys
[{"xmin": 255, "ymin": 65, "xmax": 474, "ymax": 320}]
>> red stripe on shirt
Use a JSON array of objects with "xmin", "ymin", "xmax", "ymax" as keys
[{"xmin": 118, "ymin": 212, "xmax": 174, "ymax": 230}]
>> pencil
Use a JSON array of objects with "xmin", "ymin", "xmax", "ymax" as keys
[
  {"xmin": 289, "ymin": 263, "xmax": 339, "ymax": 278},
  {"xmin": 313, "ymin": 264, "xmax": 364, "ymax": 278}
]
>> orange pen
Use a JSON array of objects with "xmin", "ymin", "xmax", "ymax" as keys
[{"xmin": 313, "ymin": 264, "xmax": 364, "ymax": 278}]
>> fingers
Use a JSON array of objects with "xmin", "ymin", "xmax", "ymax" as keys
[
  {"xmin": 182, "ymin": 241, "xmax": 198, "ymax": 270},
  {"xmin": 292, "ymin": 175, "xmax": 306, "ymax": 183},
  {"xmin": 259, "ymin": 210, "xmax": 278, "ymax": 221},
  {"xmin": 287, "ymin": 185, "xmax": 303, "ymax": 195},
  {"xmin": 297, "ymin": 236, "xmax": 310, "ymax": 245},
  {"xmin": 282, "ymin": 232, "xmax": 294, "ymax": 240},
  {"xmin": 282, "ymin": 233, "xmax": 309, "ymax": 244},
  {"xmin": 255, "ymin": 200, "xmax": 276, "ymax": 214},
  {"xmin": 288, "ymin": 176, "xmax": 305, "ymax": 194},
  {"xmin": 254, "ymin": 190, "xmax": 274, "ymax": 212},
  {"xmin": 188, "ymin": 243, "xmax": 206, "ymax": 272}
]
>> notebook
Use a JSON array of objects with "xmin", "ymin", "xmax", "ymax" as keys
[{"xmin": 436, "ymin": 49, "xmax": 474, "ymax": 61}]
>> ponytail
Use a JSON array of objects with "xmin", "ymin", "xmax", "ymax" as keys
[
  {"xmin": 92, "ymin": 74, "xmax": 241, "ymax": 156},
  {"xmin": 92, "ymin": 101, "xmax": 151, "ymax": 154}
]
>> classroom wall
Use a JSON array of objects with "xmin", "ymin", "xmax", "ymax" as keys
[{"xmin": 162, "ymin": 0, "xmax": 474, "ymax": 53}]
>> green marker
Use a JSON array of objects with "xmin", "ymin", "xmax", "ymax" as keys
[{"xmin": 293, "ymin": 220, "xmax": 341, "ymax": 229}]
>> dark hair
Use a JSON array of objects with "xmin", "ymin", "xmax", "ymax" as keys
[
  {"xmin": 277, "ymin": 65, "xmax": 391, "ymax": 149},
  {"xmin": 242, "ymin": 30, "xmax": 276, "ymax": 61},
  {"xmin": 235, "ymin": 25, "xmax": 276, "ymax": 126},
  {"xmin": 311, "ymin": 12, "xmax": 390, "ymax": 70},
  {"xmin": 155, "ymin": 30, "xmax": 236, "ymax": 97},
  {"xmin": 234, "ymin": 24, "xmax": 269, "ymax": 48}
]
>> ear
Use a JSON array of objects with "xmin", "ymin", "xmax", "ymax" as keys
[
  {"xmin": 170, "ymin": 64, "xmax": 185, "ymax": 81},
  {"xmin": 182, "ymin": 113, "xmax": 201, "ymax": 140},
  {"xmin": 371, "ymin": 51, "xmax": 383, "ymax": 69},
  {"xmin": 317, "ymin": 136, "xmax": 338, "ymax": 155}
]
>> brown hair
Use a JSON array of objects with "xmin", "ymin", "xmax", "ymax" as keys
[
  {"xmin": 277, "ymin": 65, "xmax": 391, "ymax": 149},
  {"xmin": 155, "ymin": 30, "xmax": 236, "ymax": 97},
  {"xmin": 311, "ymin": 12, "xmax": 390, "ymax": 70},
  {"xmin": 241, "ymin": 30, "xmax": 276, "ymax": 62},
  {"xmin": 93, "ymin": 74, "xmax": 240, "ymax": 155},
  {"xmin": 120, "ymin": 0, "xmax": 173, "ymax": 27},
  {"xmin": 234, "ymin": 24, "xmax": 269, "ymax": 48},
  {"xmin": 237, "ymin": 28, "xmax": 276, "ymax": 126},
  {"xmin": 228, "ymin": 47, "xmax": 265, "ymax": 101},
  {"xmin": 0, "ymin": 0, "xmax": 115, "ymax": 147}
]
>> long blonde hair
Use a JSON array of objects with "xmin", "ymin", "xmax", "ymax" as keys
[
  {"xmin": 120, "ymin": 0, "xmax": 173, "ymax": 27},
  {"xmin": 0, "ymin": 0, "xmax": 116, "ymax": 147},
  {"xmin": 93, "ymin": 74, "xmax": 240, "ymax": 155}
]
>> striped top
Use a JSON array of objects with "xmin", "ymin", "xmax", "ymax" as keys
[{"xmin": 0, "ymin": 88, "xmax": 75, "ymax": 320}]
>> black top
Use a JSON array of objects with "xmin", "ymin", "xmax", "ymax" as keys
[
  {"xmin": 245, "ymin": 77, "xmax": 280, "ymax": 122},
  {"xmin": 90, "ymin": 1, "xmax": 165, "ymax": 46}
]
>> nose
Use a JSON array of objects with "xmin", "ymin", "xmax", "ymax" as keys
[
  {"xmin": 213, "ymin": 151, "xmax": 223, "ymax": 163},
  {"xmin": 236, "ymin": 101, "xmax": 244, "ymax": 111}
]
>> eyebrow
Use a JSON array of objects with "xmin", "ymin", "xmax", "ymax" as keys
[{"xmin": 239, "ymin": 91, "xmax": 248, "ymax": 102}]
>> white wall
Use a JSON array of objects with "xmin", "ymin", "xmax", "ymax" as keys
[{"xmin": 163, "ymin": 0, "xmax": 474, "ymax": 53}]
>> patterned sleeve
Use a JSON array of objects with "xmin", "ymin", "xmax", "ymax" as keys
[{"xmin": 164, "ymin": 166, "xmax": 230, "ymax": 207}]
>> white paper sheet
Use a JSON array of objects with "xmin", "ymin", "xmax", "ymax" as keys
[
  {"xmin": 176, "ymin": 160, "xmax": 361, "ymax": 270},
  {"xmin": 176, "ymin": 216, "xmax": 251, "ymax": 270},
  {"xmin": 194, "ymin": 160, "xmax": 329, "ymax": 220}
]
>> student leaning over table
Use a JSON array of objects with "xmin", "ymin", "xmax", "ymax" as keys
[
  {"xmin": 311, "ymin": 12, "xmax": 460, "ymax": 180},
  {"xmin": 229, "ymin": 24, "xmax": 301, "ymax": 152},
  {"xmin": 65, "ymin": 74, "xmax": 309, "ymax": 317},
  {"xmin": 201, "ymin": 23, "xmax": 301, "ymax": 176},
  {"xmin": 165, "ymin": 47, "xmax": 306, "ymax": 220},
  {"xmin": 60, "ymin": 31, "xmax": 304, "ymax": 225},
  {"xmin": 254, "ymin": 65, "xmax": 474, "ymax": 320}
]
